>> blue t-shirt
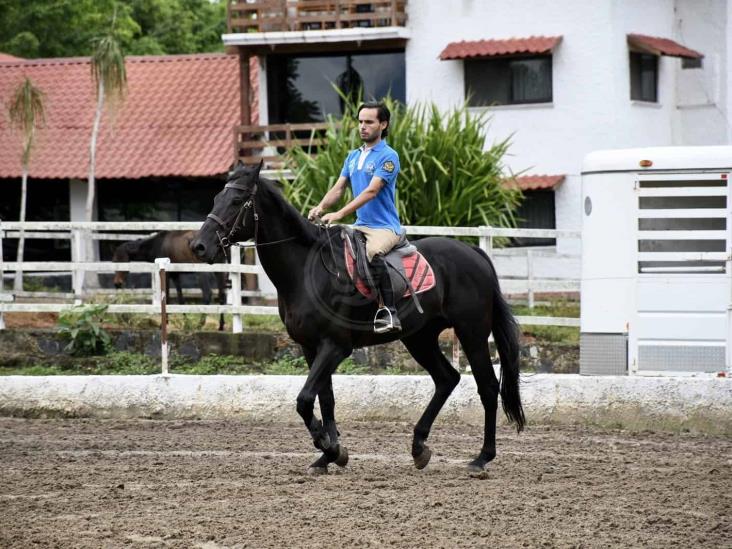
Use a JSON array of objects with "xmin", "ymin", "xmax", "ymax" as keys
[{"xmin": 339, "ymin": 140, "xmax": 401, "ymax": 233}]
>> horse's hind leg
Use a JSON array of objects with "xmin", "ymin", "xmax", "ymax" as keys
[
  {"xmin": 454, "ymin": 325, "xmax": 500, "ymax": 472},
  {"xmin": 401, "ymin": 324, "xmax": 461, "ymax": 470}
]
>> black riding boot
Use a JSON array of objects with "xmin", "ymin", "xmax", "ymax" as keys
[{"xmin": 370, "ymin": 253, "xmax": 401, "ymax": 333}]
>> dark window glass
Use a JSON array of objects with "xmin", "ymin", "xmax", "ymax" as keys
[
  {"xmin": 465, "ymin": 55, "xmax": 552, "ymax": 106},
  {"xmin": 509, "ymin": 189, "xmax": 556, "ymax": 247},
  {"xmin": 0, "ymin": 178, "xmax": 70, "ymax": 261},
  {"xmin": 682, "ymin": 57, "xmax": 702, "ymax": 69},
  {"xmin": 267, "ymin": 50, "xmax": 406, "ymax": 124},
  {"xmin": 630, "ymin": 52, "xmax": 658, "ymax": 102}
]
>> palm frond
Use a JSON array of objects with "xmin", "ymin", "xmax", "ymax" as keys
[
  {"xmin": 8, "ymin": 78, "xmax": 46, "ymax": 166},
  {"xmin": 91, "ymin": 33, "xmax": 127, "ymax": 111}
]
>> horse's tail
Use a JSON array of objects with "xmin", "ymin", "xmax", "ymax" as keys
[{"xmin": 472, "ymin": 246, "xmax": 525, "ymax": 432}]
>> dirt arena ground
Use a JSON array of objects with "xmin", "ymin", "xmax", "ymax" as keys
[{"xmin": 1, "ymin": 418, "xmax": 730, "ymax": 548}]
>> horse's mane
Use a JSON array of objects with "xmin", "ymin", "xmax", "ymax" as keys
[{"xmin": 258, "ymin": 176, "xmax": 342, "ymax": 246}]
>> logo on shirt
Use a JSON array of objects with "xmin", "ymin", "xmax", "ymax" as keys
[
  {"xmin": 365, "ymin": 161, "xmax": 376, "ymax": 176},
  {"xmin": 382, "ymin": 160, "xmax": 395, "ymax": 173}
]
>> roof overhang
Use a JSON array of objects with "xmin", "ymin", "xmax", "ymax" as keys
[
  {"xmin": 627, "ymin": 34, "xmax": 703, "ymax": 59},
  {"xmin": 582, "ymin": 146, "xmax": 732, "ymax": 174},
  {"xmin": 223, "ymin": 26, "xmax": 410, "ymax": 53},
  {"xmin": 440, "ymin": 36, "xmax": 562, "ymax": 61},
  {"xmin": 503, "ymin": 174, "xmax": 565, "ymax": 191}
]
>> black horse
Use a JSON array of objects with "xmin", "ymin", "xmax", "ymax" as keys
[
  {"xmin": 191, "ymin": 163, "xmax": 524, "ymax": 473},
  {"xmin": 113, "ymin": 230, "xmax": 227, "ymax": 331}
]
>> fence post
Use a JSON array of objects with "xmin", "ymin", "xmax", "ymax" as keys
[
  {"xmin": 156, "ymin": 258, "xmax": 171, "ymax": 376},
  {"xmin": 527, "ymin": 249, "xmax": 535, "ymax": 309},
  {"xmin": 230, "ymin": 246, "xmax": 243, "ymax": 334},
  {"xmin": 0, "ymin": 220, "xmax": 5, "ymax": 330},
  {"xmin": 479, "ymin": 225, "xmax": 493, "ymax": 257},
  {"xmin": 451, "ymin": 330, "xmax": 461, "ymax": 371},
  {"xmin": 71, "ymin": 228, "xmax": 84, "ymax": 304},
  {"xmin": 151, "ymin": 261, "xmax": 161, "ymax": 307}
]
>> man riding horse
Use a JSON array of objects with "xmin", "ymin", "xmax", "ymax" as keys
[{"xmin": 308, "ymin": 101, "xmax": 402, "ymax": 334}]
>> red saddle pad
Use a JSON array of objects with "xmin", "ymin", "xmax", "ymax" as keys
[{"xmin": 344, "ymin": 248, "xmax": 436, "ymax": 300}]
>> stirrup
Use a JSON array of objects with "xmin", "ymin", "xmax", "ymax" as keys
[{"xmin": 374, "ymin": 306, "xmax": 400, "ymax": 334}]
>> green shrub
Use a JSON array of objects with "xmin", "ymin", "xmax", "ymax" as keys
[
  {"xmin": 283, "ymin": 96, "xmax": 522, "ymax": 228},
  {"xmin": 57, "ymin": 304, "xmax": 112, "ymax": 356},
  {"xmin": 264, "ymin": 355, "xmax": 308, "ymax": 375}
]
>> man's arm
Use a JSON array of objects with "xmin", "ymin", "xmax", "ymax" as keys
[
  {"xmin": 320, "ymin": 176, "xmax": 385, "ymax": 224},
  {"xmin": 308, "ymin": 176, "xmax": 349, "ymax": 221}
]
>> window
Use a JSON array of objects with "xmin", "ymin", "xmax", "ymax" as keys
[
  {"xmin": 267, "ymin": 50, "xmax": 406, "ymax": 124},
  {"xmin": 630, "ymin": 52, "xmax": 658, "ymax": 102},
  {"xmin": 465, "ymin": 55, "xmax": 553, "ymax": 106}
]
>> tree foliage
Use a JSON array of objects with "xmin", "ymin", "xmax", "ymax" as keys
[
  {"xmin": 0, "ymin": 0, "xmax": 226, "ymax": 58},
  {"xmin": 8, "ymin": 77, "xmax": 45, "ymax": 166},
  {"xmin": 284, "ymin": 97, "xmax": 522, "ymax": 228}
]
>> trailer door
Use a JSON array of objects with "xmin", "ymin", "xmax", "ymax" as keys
[{"xmin": 631, "ymin": 172, "xmax": 731, "ymax": 374}]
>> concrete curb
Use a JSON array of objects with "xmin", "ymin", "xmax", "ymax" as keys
[{"xmin": 0, "ymin": 374, "xmax": 730, "ymax": 435}]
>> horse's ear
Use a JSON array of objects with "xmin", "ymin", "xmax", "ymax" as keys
[
  {"xmin": 256, "ymin": 159, "xmax": 264, "ymax": 175},
  {"xmin": 236, "ymin": 159, "xmax": 245, "ymax": 168}
]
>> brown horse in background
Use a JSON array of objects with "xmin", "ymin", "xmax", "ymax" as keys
[{"xmin": 112, "ymin": 230, "xmax": 227, "ymax": 331}]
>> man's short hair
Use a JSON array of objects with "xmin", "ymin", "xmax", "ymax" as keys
[{"xmin": 358, "ymin": 102, "xmax": 391, "ymax": 138}]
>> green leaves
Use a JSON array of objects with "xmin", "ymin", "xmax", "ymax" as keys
[
  {"xmin": 91, "ymin": 33, "xmax": 127, "ymax": 108},
  {"xmin": 8, "ymin": 78, "xmax": 45, "ymax": 167},
  {"xmin": 0, "ymin": 0, "xmax": 226, "ymax": 59},
  {"xmin": 57, "ymin": 304, "xmax": 112, "ymax": 356},
  {"xmin": 283, "ymin": 97, "xmax": 522, "ymax": 229}
]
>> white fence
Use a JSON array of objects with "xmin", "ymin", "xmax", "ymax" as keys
[{"xmin": 0, "ymin": 221, "xmax": 581, "ymax": 332}]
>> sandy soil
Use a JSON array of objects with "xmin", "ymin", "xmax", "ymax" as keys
[{"xmin": 1, "ymin": 418, "xmax": 730, "ymax": 548}]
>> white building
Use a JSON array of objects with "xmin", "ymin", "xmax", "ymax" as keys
[{"xmin": 224, "ymin": 0, "xmax": 731, "ymax": 247}]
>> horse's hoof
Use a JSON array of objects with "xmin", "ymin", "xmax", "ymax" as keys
[
  {"xmin": 334, "ymin": 445, "xmax": 349, "ymax": 468},
  {"xmin": 307, "ymin": 465, "xmax": 328, "ymax": 476},
  {"xmin": 467, "ymin": 458, "xmax": 486, "ymax": 473},
  {"xmin": 413, "ymin": 446, "xmax": 432, "ymax": 470}
]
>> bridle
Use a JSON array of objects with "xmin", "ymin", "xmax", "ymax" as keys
[
  {"xmin": 206, "ymin": 180, "xmax": 258, "ymax": 253},
  {"xmin": 207, "ymin": 180, "xmax": 298, "ymax": 259},
  {"xmin": 206, "ymin": 176, "xmax": 340, "ymax": 277}
]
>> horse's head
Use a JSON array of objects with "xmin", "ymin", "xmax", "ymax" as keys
[
  {"xmin": 192, "ymin": 161, "xmax": 263, "ymax": 263},
  {"xmin": 112, "ymin": 240, "xmax": 139, "ymax": 288}
]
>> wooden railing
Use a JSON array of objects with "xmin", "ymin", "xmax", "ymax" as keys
[
  {"xmin": 228, "ymin": 0, "xmax": 407, "ymax": 33},
  {"xmin": 234, "ymin": 122, "xmax": 334, "ymax": 167}
]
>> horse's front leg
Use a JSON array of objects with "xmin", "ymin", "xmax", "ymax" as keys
[{"xmin": 298, "ymin": 340, "xmax": 351, "ymax": 474}]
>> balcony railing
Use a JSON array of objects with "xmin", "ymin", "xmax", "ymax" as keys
[
  {"xmin": 228, "ymin": 0, "xmax": 407, "ymax": 34},
  {"xmin": 234, "ymin": 122, "xmax": 335, "ymax": 167}
]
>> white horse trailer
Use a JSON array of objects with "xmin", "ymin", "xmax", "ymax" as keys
[{"xmin": 580, "ymin": 146, "xmax": 731, "ymax": 376}]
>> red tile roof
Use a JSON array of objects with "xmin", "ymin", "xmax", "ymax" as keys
[
  {"xmin": 504, "ymin": 174, "xmax": 565, "ymax": 191},
  {"xmin": 0, "ymin": 52, "xmax": 23, "ymax": 62},
  {"xmin": 627, "ymin": 34, "xmax": 703, "ymax": 59},
  {"xmin": 440, "ymin": 36, "xmax": 562, "ymax": 60},
  {"xmin": 0, "ymin": 53, "xmax": 258, "ymax": 180}
]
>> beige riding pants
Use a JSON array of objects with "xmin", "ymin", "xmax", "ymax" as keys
[{"xmin": 355, "ymin": 226, "xmax": 401, "ymax": 261}]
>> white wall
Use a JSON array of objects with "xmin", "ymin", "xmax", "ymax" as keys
[
  {"xmin": 675, "ymin": 0, "xmax": 729, "ymax": 145},
  {"xmin": 405, "ymin": 0, "xmax": 729, "ymax": 244}
]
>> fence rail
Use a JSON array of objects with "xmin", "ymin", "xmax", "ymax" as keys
[
  {"xmin": 0, "ymin": 221, "xmax": 581, "ymax": 331},
  {"xmin": 228, "ymin": 0, "xmax": 408, "ymax": 34}
]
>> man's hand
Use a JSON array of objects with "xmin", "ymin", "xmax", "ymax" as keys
[
  {"xmin": 307, "ymin": 205, "xmax": 324, "ymax": 222},
  {"xmin": 320, "ymin": 211, "xmax": 344, "ymax": 225}
]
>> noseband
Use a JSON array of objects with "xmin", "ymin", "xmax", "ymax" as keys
[{"xmin": 206, "ymin": 181, "xmax": 258, "ymax": 252}]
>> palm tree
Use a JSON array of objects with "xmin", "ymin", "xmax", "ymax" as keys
[
  {"xmin": 84, "ymin": 31, "xmax": 126, "ymax": 289},
  {"xmin": 8, "ymin": 77, "xmax": 45, "ymax": 291},
  {"xmin": 87, "ymin": 32, "xmax": 127, "ymax": 223}
]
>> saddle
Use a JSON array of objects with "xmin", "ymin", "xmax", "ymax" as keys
[{"xmin": 341, "ymin": 227, "xmax": 436, "ymax": 313}]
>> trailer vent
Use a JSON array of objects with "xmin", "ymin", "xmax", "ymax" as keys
[{"xmin": 637, "ymin": 176, "xmax": 728, "ymax": 274}]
